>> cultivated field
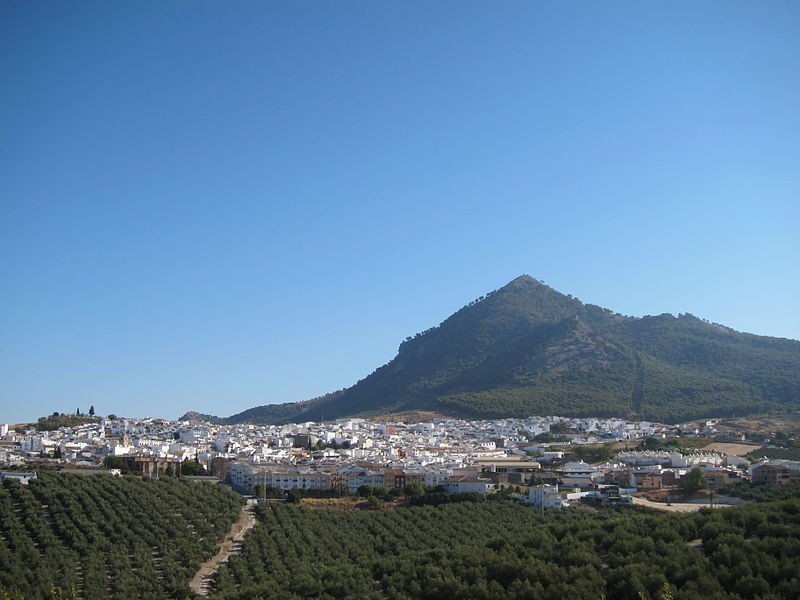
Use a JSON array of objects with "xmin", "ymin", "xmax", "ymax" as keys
[{"xmin": 701, "ymin": 442, "xmax": 762, "ymax": 456}]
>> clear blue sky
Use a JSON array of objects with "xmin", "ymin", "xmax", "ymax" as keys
[{"xmin": 2, "ymin": 1, "xmax": 798, "ymax": 424}]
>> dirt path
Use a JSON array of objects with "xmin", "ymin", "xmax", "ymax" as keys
[
  {"xmin": 189, "ymin": 499, "xmax": 257, "ymax": 597},
  {"xmin": 631, "ymin": 496, "xmax": 735, "ymax": 512}
]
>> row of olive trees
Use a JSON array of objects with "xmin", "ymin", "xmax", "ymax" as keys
[
  {"xmin": 0, "ymin": 472, "xmax": 243, "ymax": 599},
  {"xmin": 213, "ymin": 491, "xmax": 800, "ymax": 600}
]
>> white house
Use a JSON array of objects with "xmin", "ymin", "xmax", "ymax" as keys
[
  {"xmin": 527, "ymin": 484, "xmax": 568, "ymax": 508},
  {"xmin": 441, "ymin": 476, "xmax": 494, "ymax": 496},
  {"xmin": 0, "ymin": 471, "xmax": 37, "ymax": 485}
]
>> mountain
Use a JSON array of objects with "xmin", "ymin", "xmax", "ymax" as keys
[{"xmin": 213, "ymin": 275, "xmax": 800, "ymax": 424}]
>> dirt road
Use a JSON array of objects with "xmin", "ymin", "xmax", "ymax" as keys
[
  {"xmin": 631, "ymin": 496, "xmax": 736, "ymax": 512},
  {"xmin": 189, "ymin": 499, "xmax": 257, "ymax": 597}
]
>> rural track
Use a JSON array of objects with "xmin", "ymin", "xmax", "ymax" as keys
[{"xmin": 189, "ymin": 499, "xmax": 257, "ymax": 597}]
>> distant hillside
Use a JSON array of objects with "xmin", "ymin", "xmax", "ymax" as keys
[
  {"xmin": 178, "ymin": 410, "xmax": 224, "ymax": 424},
  {"xmin": 32, "ymin": 413, "xmax": 100, "ymax": 431},
  {"xmin": 215, "ymin": 275, "xmax": 800, "ymax": 424}
]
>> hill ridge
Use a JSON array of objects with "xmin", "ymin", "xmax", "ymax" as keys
[{"xmin": 191, "ymin": 276, "xmax": 800, "ymax": 425}]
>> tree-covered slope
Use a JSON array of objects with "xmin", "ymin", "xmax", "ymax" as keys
[
  {"xmin": 229, "ymin": 275, "xmax": 800, "ymax": 424},
  {"xmin": 212, "ymin": 495, "xmax": 800, "ymax": 600},
  {"xmin": 0, "ymin": 472, "xmax": 243, "ymax": 600}
]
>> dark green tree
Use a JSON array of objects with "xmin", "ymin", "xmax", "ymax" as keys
[
  {"xmin": 403, "ymin": 483, "xmax": 425, "ymax": 498},
  {"xmin": 681, "ymin": 467, "xmax": 707, "ymax": 495},
  {"xmin": 180, "ymin": 460, "xmax": 207, "ymax": 476}
]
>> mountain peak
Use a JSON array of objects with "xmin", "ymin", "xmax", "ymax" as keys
[
  {"xmin": 504, "ymin": 274, "xmax": 542, "ymax": 288},
  {"xmin": 222, "ymin": 278, "xmax": 800, "ymax": 425}
]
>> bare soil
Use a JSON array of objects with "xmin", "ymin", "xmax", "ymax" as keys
[
  {"xmin": 712, "ymin": 416, "xmax": 800, "ymax": 437},
  {"xmin": 299, "ymin": 497, "xmax": 366, "ymax": 510},
  {"xmin": 702, "ymin": 442, "xmax": 762, "ymax": 456},
  {"xmin": 374, "ymin": 410, "xmax": 446, "ymax": 422},
  {"xmin": 631, "ymin": 496, "xmax": 732, "ymax": 513},
  {"xmin": 188, "ymin": 499, "xmax": 257, "ymax": 597}
]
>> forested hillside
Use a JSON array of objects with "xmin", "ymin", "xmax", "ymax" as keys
[
  {"xmin": 219, "ymin": 275, "xmax": 800, "ymax": 424},
  {"xmin": 212, "ymin": 495, "xmax": 800, "ymax": 600},
  {"xmin": 3, "ymin": 472, "xmax": 799, "ymax": 599},
  {"xmin": 0, "ymin": 472, "xmax": 243, "ymax": 599}
]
